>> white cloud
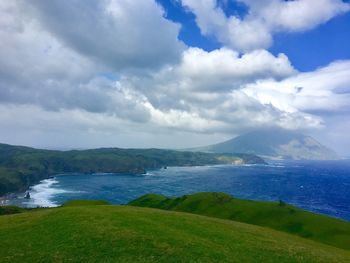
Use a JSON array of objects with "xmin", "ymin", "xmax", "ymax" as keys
[
  {"xmin": 182, "ymin": 0, "xmax": 350, "ymax": 51},
  {"xmin": 177, "ymin": 48, "xmax": 295, "ymax": 91},
  {"xmin": 251, "ymin": 0, "xmax": 350, "ymax": 31},
  {"xmin": 0, "ymin": 1, "xmax": 99, "ymax": 109},
  {"xmin": 0, "ymin": 0, "xmax": 182, "ymax": 116},
  {"xmin": 243, "ymin": 60, "xmax": 350, "ymax": 114},
  {"xmin": 22, "ymin": 0, "xmax": 185, "ymax": 70},
  {"xmin": 0, "ymin": 0, "xmax": 349, "ymax": 151},
  {"xmin": 113, "ymin": 47, "xmax": 320, "ymax": 134}
]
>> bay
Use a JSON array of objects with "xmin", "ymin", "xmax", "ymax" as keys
[{"xmin": 6, "ymin": 160, "xmax": 350, "ymax": 221}]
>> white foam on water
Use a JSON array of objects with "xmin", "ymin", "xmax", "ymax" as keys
[
  {"xmin": 264, "ymin": 164, "xmax": 285, "ymax": 168},
  {"xmin": 24, "ymin": 178, "xmax": 75, "ymax": 207}
]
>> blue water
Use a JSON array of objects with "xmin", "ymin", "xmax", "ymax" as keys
[{"xmin": 8, "ymin": 160, "xmax": 350, "ymax": 221}]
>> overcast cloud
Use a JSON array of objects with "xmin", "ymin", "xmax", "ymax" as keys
[{"xmin": 0, "ymin": 0, "xmax": 349, "ymax": 154}]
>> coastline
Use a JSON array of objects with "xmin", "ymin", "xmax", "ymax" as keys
[
  {"xmin": 0, "ymin": 160, "xmax": 263, "ymax": 203},
  {"xmin": 1, "ymin": 161, "xmax": 350, "ymax": 221},
  {"xmin": 2, "ymin": 162, "xmax": 348, "ymax": 221},
  {"xmin": 0, "ymin": 192, "xmax": 21, "ymax": 206},
  {"xmin": 0, "ymin": 196, "xmax": 6, "ymax": 205}
]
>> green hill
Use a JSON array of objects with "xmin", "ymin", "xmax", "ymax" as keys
[
  {"xmin": 129, "ymin": 192, "xmax": 350, "ymax": 251},
  {"xmin": 0, "ymin": 143, "xmax": 265, "ymax": 196},
  {"xmin": 190, "ymin": 128, "xmax": 339, "ymax": 160},
  {"xmin": 0, "ymin": 202, "xmax": 349, "ymax": 262}
]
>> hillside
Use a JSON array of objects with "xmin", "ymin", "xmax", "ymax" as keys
[
  {"xmin": 0, "ymin": 202, "xmax": 349, "ymax": 262},
  {"xmin": 0, "ymin": 143, "xmax": 265, "ymax": 196},
  {"xmin": 129, "ymin": 192, "xmax": 350, "ymax": 251},
  {"xmin": 191, "ymin": 128, "xmax": 339, "ymax": 160}
]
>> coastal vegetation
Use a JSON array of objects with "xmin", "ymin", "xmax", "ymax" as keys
[
  {"xmin": 0, "ymin": 205, "xmax": 25, "ymax": 216},
  {"xmin": 0, "ymin": 143, "xmax": 265, "ymax": 196}
]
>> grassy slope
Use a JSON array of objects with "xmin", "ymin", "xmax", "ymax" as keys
[
  {"xmin": 0, "ymin": 203, "xmax": 349, "ymax": 262},
  {"xmin": 129, "ymin": 192, "xmax": 350, "ymax": 251},
  {"xmin": 62, "ymin": 199, "xmax": 110, "ymax": 207},
  {"xmin": 0, "ymin": 205, "xmax": 25, "ymax": 215}
]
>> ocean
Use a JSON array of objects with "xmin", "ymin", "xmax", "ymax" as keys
[{"xmin": 4, "ymin": 160, "xmax": 350, "ymax": 221}]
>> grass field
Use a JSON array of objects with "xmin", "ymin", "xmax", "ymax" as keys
[
  {"xmin": 129, "ymin": 192, "xmax": 350, "ymax": 251},
  {"xmin": 0, "ymin": 202, "xmax": 350, "ymax": 263}
]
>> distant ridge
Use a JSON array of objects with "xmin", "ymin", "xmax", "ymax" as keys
[
  {"xmin": 190, "ymin": 128, "xmax": 340, "ymax": 160},
  {"xmin": 0, "ymin": 143, "xmax": 265, "ymax": 196}
]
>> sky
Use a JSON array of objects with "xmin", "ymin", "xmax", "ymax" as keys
[{"xmin": 0, "ymin": 0, "xmax": 350, "ymax": 155}]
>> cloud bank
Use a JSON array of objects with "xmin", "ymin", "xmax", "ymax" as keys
[{"xmin": 0, "ymin": 0, "xmax": 349, "ymax": 153}]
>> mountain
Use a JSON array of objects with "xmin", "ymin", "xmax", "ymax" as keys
[{"xmin": 191, "ymin": 128, "xmax": 340, "ymax": 160}]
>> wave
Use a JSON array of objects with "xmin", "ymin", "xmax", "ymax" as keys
[
  {"xmin": 265, "ymin": 164, "xmax": 285, "ymax": 168},
  {"xmin": 24, "ymin": 178, "xmax": 77, "ymax": 208}
]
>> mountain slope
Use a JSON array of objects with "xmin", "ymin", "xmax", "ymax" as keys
[
  {"xmin": 192, "ymin": 128, "xmax": 339, "ymax": 160},
  {"xmin": 1, "ymin": 202, "xmax": 349, "ymax": 262}
]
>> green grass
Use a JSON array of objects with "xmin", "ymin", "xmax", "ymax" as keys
[
  {"xmin": 0, "ymin": 205, "xmax": 25, "ymax": 215},
  {"xmin": 129, "ymin": 192, "xmax": 350, "ymax": 251},
  {"xmin": 62, "ymin": 199, "xmax": 110, "ymax": 207},
  {"xmin": 0, "ymin": 204, "xmax": 349, "ymax": 262}
]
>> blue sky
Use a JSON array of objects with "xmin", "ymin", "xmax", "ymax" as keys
[
  {"xmin": 158, "ymin": 0, "xmax": 350, "ymax": 72},
  {"xmin": 271, "ymin": 11, "xmax": 350, "ymax": 71},
  {"xmin": 0, "ymin": 0, "xmax": 350, "ymax": 154}
]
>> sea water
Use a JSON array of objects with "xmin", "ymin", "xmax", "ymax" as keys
[{"xmin": 5, "ymin": 160, "xmax": 350, "ymax": 221}]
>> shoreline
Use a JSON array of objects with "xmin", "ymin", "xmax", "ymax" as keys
[
  {"xmin": 1, "ymin": 162, "xmax": 349, "ymax": 222},
  {"xmin": 0, "ymin": 191, "xmax": 26, "ymax": 206}
]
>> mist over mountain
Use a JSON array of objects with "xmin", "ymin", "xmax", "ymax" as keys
[{"xmin": 191, "ymin": 128, "xmax": 340, "ymax": 160}]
